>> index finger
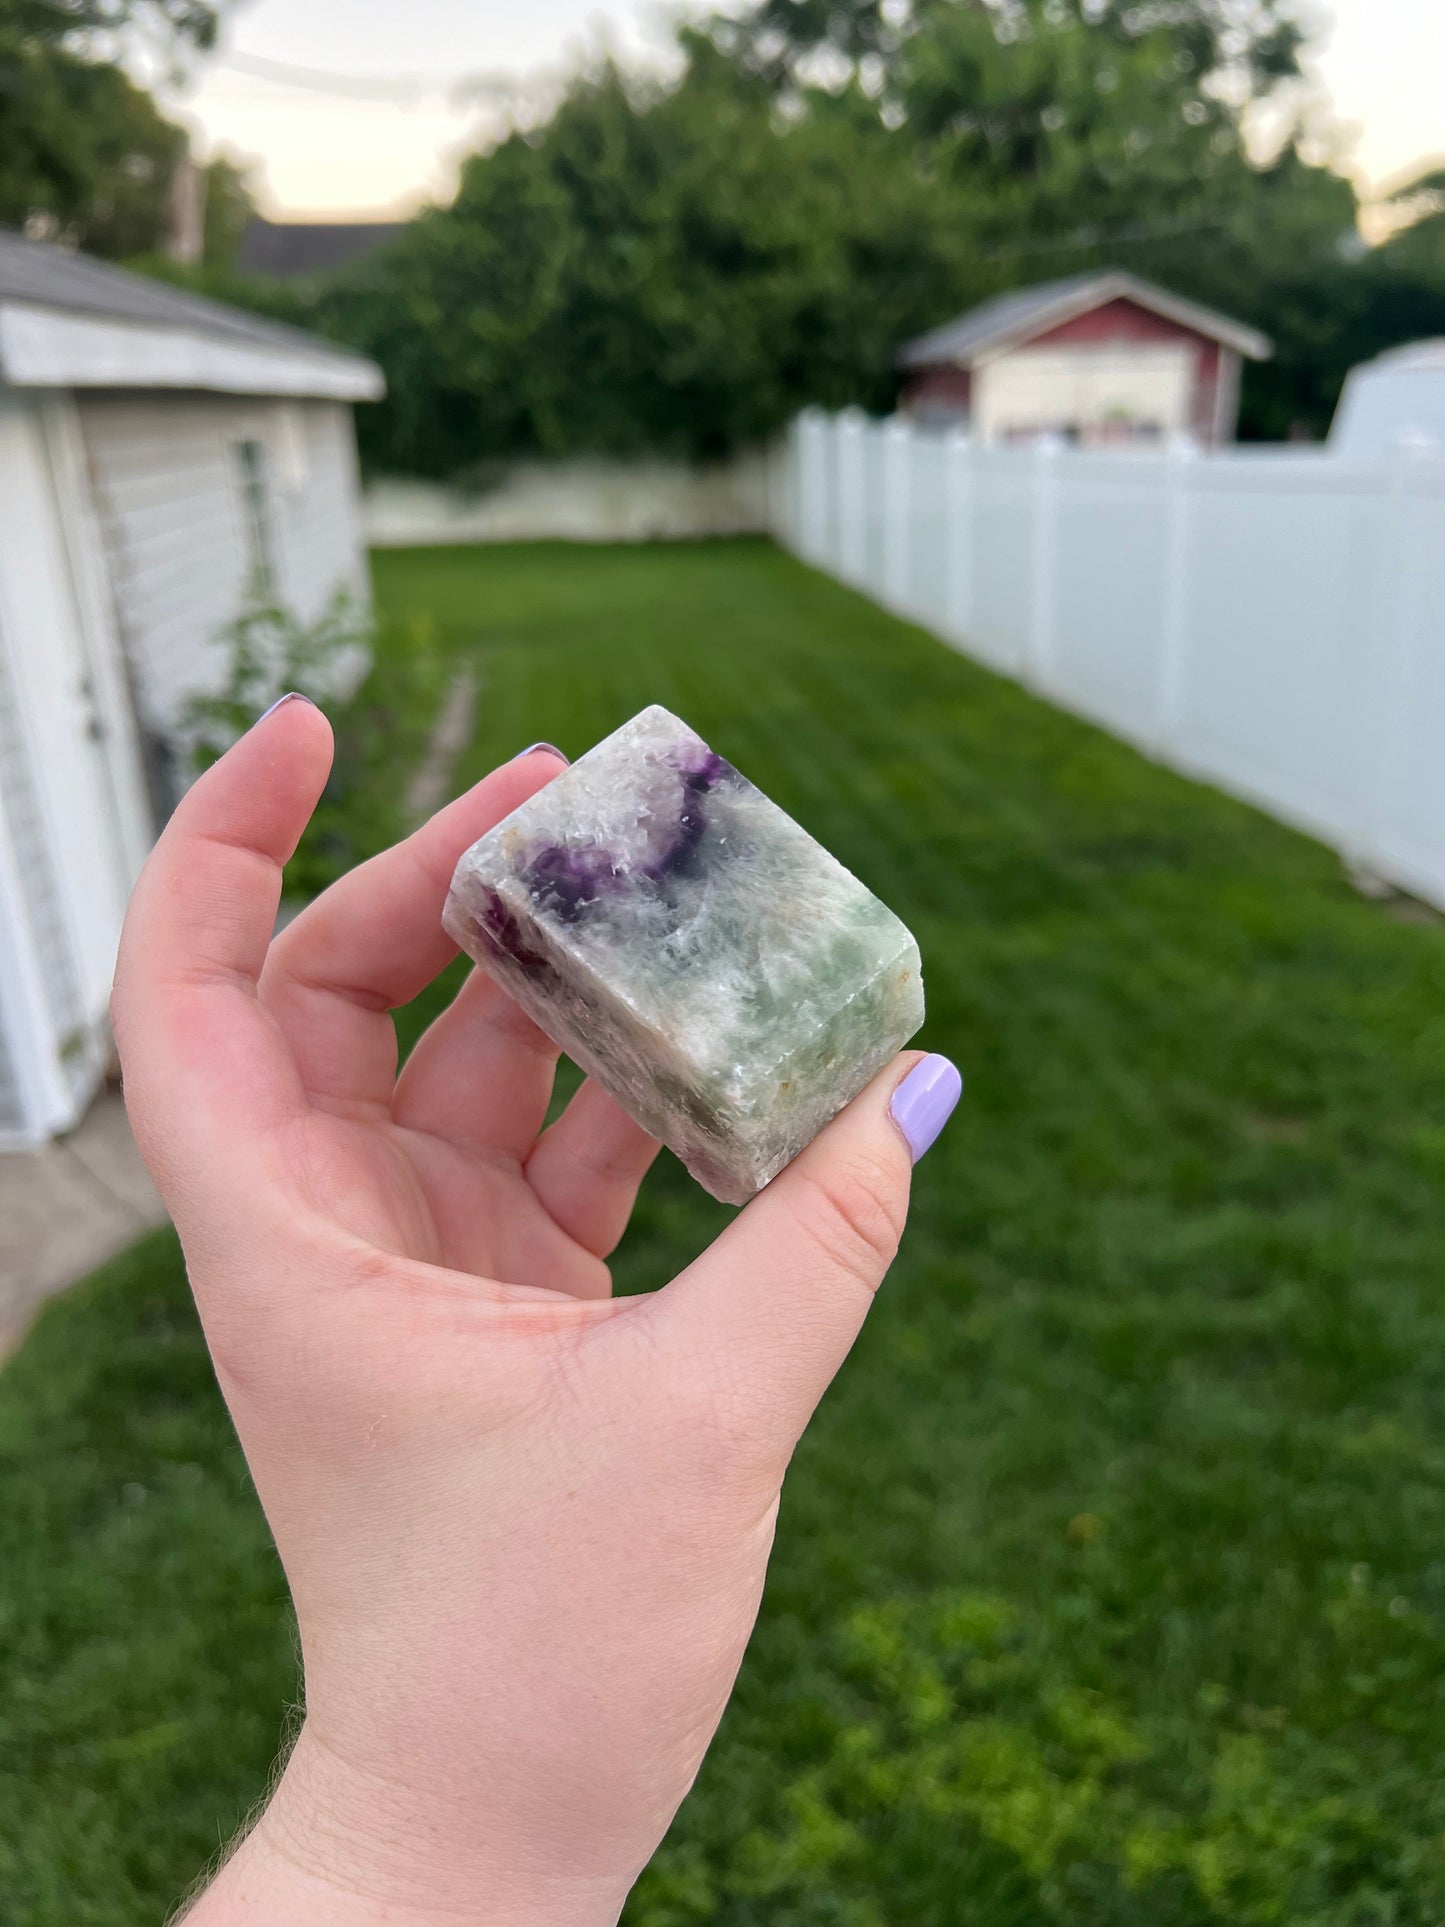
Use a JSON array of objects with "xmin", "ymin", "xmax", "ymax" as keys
[{"xmin": 111, "ymin": 695, "xmax": 334, "ymax": 1184}]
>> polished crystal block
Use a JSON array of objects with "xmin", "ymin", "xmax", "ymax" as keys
[{"xmin": 443, "ymin": 705, "xmax": 924, "ymax": 1205}]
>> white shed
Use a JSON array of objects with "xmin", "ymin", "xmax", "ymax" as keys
[
  {"xmin": 0, "ymin": 230, "xmax": 383, "ymax": 1150},
  {"xmin": 1330, "ymin": 340, "xmax": 1445, "ymax": 457}
]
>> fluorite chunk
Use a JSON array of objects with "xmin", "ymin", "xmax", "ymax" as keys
[{"xmin": 444, "ymin": 705, "xmax": 924, "ymax": 1205}]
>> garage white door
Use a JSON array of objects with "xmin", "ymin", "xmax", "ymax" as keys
[{"xmin": 977, "ymin": 345, "xmax": 1196, "ymax": 445}]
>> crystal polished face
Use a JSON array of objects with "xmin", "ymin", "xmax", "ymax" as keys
[{"xmin": 444, "ymin": 705, "xmax": 925, "ymax": 1205}]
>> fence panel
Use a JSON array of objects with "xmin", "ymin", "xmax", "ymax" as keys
[
  {"xmin": 774, "ymin": 415, "xmax": 1445, "ymax": 911},
  {"xmin": 1368, "ymin": 458, "xmax": 1445, "ymax": 902},
  {"xmin": 900, "ymin": 430, "xmax": 950, "ymax": 634},
  {"xmin": 1048, "ymin": 452, "xmax": 1173, "ymax": 748},
  {"xmin": 859, "ymin": 422, "xmax": 890, "ymax": 597},
  {"xmin": 970, "ymin": 447, "xmax": 1037, "ymax": 677},
  {"xmin": 1174, "ymin": 457, "xmax": 1383, "ymax": 844}
]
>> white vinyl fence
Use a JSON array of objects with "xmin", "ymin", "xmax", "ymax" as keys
[{"xmin": 770, "ymin": 410, "xmax": 1445, "ymax": 910}]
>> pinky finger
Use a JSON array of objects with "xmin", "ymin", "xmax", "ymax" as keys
[{"xmin": 525, "ymin": 1079, "xmax": 662, "ymax": 1259}]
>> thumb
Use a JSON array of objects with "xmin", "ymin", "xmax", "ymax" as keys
[{"xmin": 653, "ymin": 1052, "xmax": 962, "ymax": 1458}]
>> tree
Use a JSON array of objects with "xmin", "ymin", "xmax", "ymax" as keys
[
  {"xmin": 284, "ymin": 49, "xmax": 974, "ymax": 472},
  {"xmin": 200, "ymin": 152, "xmax": 255, "ymax": 269},
  {"xmin": 217, "ymin": 0, "xmax": 1376, "ymax": 467},
  {"xmin": 700, "ymin": 0, "xmax": 1359, "ymax": 439},
  {"xmin": 0, "ymin": 0, "xmax": 233, "ymax": 257},
  {"xmin": 1318, "ymin": 167, "xmax": 1445, "ymax": 410},
  {"xmin": 1377, "ymin": 167, "xmax": 1445, "ymax": 282},
  {"xmin": 704, "ymin": 0, "xmax": 1306, "ymax": 112},
  {"xmin": 5, "ymin": 0, "xmax": 218, "ymax": 50}
]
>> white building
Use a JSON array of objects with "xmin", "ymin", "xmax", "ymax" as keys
[
  {"xmin": 1330, "ymin": 340, "xmax": 1445, "ymax": 457},
  {"xmin": 897, "ymin": 271, "xmax": 1271, "ymax": 448},
  {"xmin": 0, "ymin": 230, "xmax": 383, "ymax": 1150}
]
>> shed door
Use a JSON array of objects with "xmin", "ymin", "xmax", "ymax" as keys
[
  {"xmin": 0, "ymin": 392, "xmax": 137, "ymax": 1105},
  {"xmin": 977, "ymin": 345, "xmax": 1195, "ymax": 444}
]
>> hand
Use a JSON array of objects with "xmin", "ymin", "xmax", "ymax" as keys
[{"xmin": 112, "ymin": 696, "xmax": 960, "ymax": 1927}]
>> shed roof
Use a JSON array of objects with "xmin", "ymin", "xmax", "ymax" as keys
[
  {"xmin": 1362, "ymin": 338, "xmax": 1445, "ymax": 374},
  {"xmin": 0, "ymin": 229, "xmax": 384, "ymax": 401},
  {"xmin": 898, "ymin": 271, "xmax": 1272, "ymax": 370}
]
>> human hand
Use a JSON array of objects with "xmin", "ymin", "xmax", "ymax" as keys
[{"xmin": 112, "ymin": 696, "xmax": 961, "ymax": 1927}]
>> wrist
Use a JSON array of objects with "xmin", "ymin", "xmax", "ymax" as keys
[{"xmin": 183, "ymin": 1723, "xmax": 630, "ymax": 1927}]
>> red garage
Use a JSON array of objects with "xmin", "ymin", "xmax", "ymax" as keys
[{"xmin": 898, "ymin": 271, "xmax": 1271, "ymax": 448}]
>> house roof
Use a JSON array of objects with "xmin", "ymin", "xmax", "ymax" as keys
[
  {"xmin": 237, "ymin": 218, "xmax": 406, "ymax": 281},
  {"xmin": 897, "ymin": 271, "xmax": 1272, "ymax": 370},
  {"xmin": 0, "ymin": 228, "xmax": 384, "ymax": 401}
]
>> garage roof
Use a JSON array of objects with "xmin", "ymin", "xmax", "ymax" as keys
[
  {"xmin": 0, "ymin": 229, "xmax": 384, "ymax": 401},
  {"xmin": 898, "ymin": 271, "xmax": 1272, "ymax": 371}
]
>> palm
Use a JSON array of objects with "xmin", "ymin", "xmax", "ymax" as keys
[
  {"xmin": 120, "ymin": 726, "xmax": 657, "ymax": 1313},
  {"xmin": 278, "ymin": 1080, "xmax": 619, "ymax": 1300}
]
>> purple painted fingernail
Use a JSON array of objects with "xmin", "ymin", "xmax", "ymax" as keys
[
  {"xmin": 254, "ymin": 691, "xmax": 314, "ymax": 726},
  {"xmin": 511, "ymin": 742, "xmax": 569, "ymax": 764},
  {"xmin": 889, "ymin": 1053, "xmax": 963, "ymax": 1163}
]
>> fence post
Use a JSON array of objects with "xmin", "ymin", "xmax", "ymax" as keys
[
  {"xmin": 881, "ymin": 415, "xmax": 913, "ymax": 615},
  {"xmin": 1025, "ymin": 437, "xmax": 1061, "ymax": 692},
  {"xmin": 1153, "ymin": 438, "xmax": 1198, "ymax": 761},
  {"xmin": 943, "ymin": 430, "xmax": 974, "ymax": 647},
  {"xmin": 836, "ymin": 409, "xmax": 868, "ymax": 590},
  {"xmin": 1354, "ymin": 449, "xmax": 1429, "ymax": 883},
  {"xmin": 796, "ymin": 411, "xmax": 827, "ymax": 564},
  {"xmin": 770, "ymin": 422, "xmax": 793, "ymax": 551}
]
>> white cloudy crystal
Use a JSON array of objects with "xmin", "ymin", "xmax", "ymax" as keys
[{"xmin": 443, "ymin": 705, "xmax": 924, "ymax": 1205}]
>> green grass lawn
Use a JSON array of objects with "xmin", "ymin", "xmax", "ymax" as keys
[{"xmin": 6, "ymin": 538, "xmax": 1445, "ymax": 1924}]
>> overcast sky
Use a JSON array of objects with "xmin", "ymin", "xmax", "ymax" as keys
[{"xmin": 162, "ymin": 0, "xmax": 1443, "ymax": 222}]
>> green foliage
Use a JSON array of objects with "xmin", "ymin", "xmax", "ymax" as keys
[
  {"xmin": 715, "ymin": 0, "xmax": 1305, "ymax": 106},
  {"xmin": 839, "ymin": 0, "xmax": 1362, "ymax": 439},
  {"xmin": 0, "ymin": 41, "xmax": 184, "ymax": 254},
  {"xmin": 199, "ymin": 152, "xmax": 254, "ymax": 271},
  {"xmin": 9, "ymin": 539, "xmax": 1445, "ymax": 1922},
  {"xmin": 184, "ymin": 588, "xmax": 448, "ymax": 897},
  {"xmin": 1212, "ymin": 160, "xmax": 1445, "ymax": 442},
  {"xmin": 0, "ymin": 0, "xmax": 237, "ymax": 258},
  {"xmin": 4, "ymin": 0, "xmax": 219, "ymax": 50},
  {"xmin": 265, "ymin": 52, "xmax": 972, "ymax": 470},
  {"xmin": 214, "ymin": 0, "xmax": 1380, "ymax": 466}
]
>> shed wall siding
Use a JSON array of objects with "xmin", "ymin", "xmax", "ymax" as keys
[
  {"xmin": 901, "ymin": 298, "xmax": 1244, "ymax": 446},
  {"xmin": 899, "ymin": 367, "xmax": 973, "ymax": 419},
  {"xmin": 273, "ymin": 402, "xmax": 370, "ymax": 619},
  {"xmin": 0, "ymin": 1003, "xmax": 20, "ymax": 1137},
  {"xmin": 0, "ymin": 388, "xmax": 129, "ymax": 1140},
  {"xmin": 1027, "ymin": 297, "xmax": 1202, "ymax": 350},
  {"xmin": 0, "ymin": 629, "xmax": 71, "ymax": 1139},
  {"xmin": 77, "ymin": 397, "xmax": 369, "ymax": 745},
  {"xmin": 0, "ymin": 623, "xmax": 85, "ymax": 1068}
]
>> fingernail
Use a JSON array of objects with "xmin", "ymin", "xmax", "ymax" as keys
[
  {"xmin": 889, "ymin": 1053, "xmax": 963, "ymax": 1163},
  {"xmin": 254, "ymin": 692, "xmax": 315, "ymax": 726},
  {"xmin": 511, "ymin": 742, "xmax": 569, "ymax": 764}
]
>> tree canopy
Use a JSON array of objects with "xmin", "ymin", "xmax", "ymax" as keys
[
  {"xmin": 708, "ymin": 0, "xmax": 1306, "ymax": 115},
  {"xmin": 0, "ymin": 0, "xmax": 240, "ymax": 257},
  {"xmin": 282, "ymin": 50, "xmax": 976, "ymax": 473},
  {"xmin": 5, "ymin": 0, "xmax": 218, "ymax": 50},
  {"xmin": 216, "ymin": 0, "xmax": 1440, "ymax": 472}
]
